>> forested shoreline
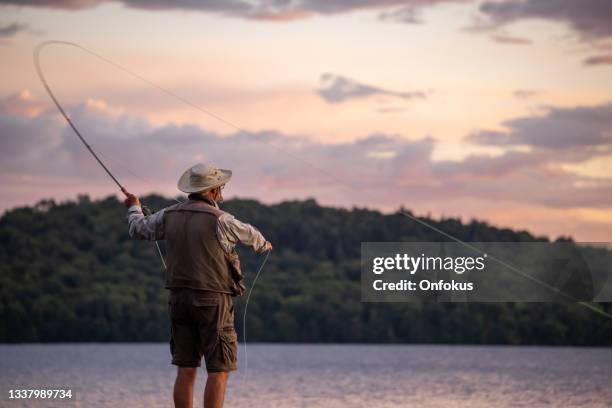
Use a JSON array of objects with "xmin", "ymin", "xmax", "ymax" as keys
[{"xmin": 1, "ymin": 195, "xmax": 610, "ymax": 345}]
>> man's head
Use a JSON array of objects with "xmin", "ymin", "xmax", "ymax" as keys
[
  {"xmin": 197, "ymin": 184, "xmax": 225, "ymax": 203},
  {"xmin": 178, "ymin": 163, "xmax": 232, "ymax": 200}
]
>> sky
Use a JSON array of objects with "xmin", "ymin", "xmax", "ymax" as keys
[{"xmin": 0, "ymin": 0, "xmax": 611, "ymax": 241}]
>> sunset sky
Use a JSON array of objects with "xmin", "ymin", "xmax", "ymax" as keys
[{"xmin": 0, "ymin": 0, "xmax": 611, "ymax": 241}]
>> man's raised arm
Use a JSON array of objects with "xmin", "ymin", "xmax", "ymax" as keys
[{"xmin": 123, "ymin": 189, "xmax": 165, "ymax": 241}]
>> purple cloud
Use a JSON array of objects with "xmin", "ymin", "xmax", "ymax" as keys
[
  {"xmin": 584, "ymin": 54, "xmax": 612, "ymax": 66},
  {"xmin": 468, "ymin": 102, "xmax": 612, "ymax": 149},
  {"xmin": 0, "ymin": 21, "xmax": 27, "ymax": 38},
  {"xmin": 1, "ymin": 90, "xmax": 610, "ymax": 217},
  {"xmin": 0, "ymin": 0, "xmax": 471, "ymax": 22},
  {"xmin": 478, "ymin": 0, "xmax": 612, "ymax": 41},
  {"xmin": 490, "ymin": 33, "xmax": 532, "ymax": 45},
  {"xmin": 317, "ymin": 73, "xmax": 428, "ymax": 104},
  {"xmin": 513, "ymin": 89, "xmax": 543, "ymax": 99}
]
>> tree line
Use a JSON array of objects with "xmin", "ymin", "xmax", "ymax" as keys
[{"xmin": 0, "ymin": 194, "xmax": 610, "ymax": 345}]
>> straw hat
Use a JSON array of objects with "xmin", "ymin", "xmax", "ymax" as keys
[{"xmin": 177, "ymin": 163, "xmax": 232, "ymax": 193}]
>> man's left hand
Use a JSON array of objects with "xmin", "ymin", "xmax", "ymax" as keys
[{"xmin": 262, "ymin": 241, "xmax": 273, "ymax": 252}]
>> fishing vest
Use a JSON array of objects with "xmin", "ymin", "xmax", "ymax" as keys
[{"xmin": 162, "ymin": 198, "xmax": 246, "ymax": 296}]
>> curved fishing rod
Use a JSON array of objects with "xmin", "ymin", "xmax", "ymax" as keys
[
  {"xmin": 34, "ymin": 42, "xmax": 125, "ymax": 191},
  {"xmin": 34, "ymin": 41, "xmax": 168, "ymax": 269}
]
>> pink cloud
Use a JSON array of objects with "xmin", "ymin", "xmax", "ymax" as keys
[
  {"xmin": 1, "ymin": 90, "xmax": 610, "ymax": 241},
  {"xmin": 584, "ymin": 54, "xmax": 612, "ymax": 66},
  {"xmin": 0, "ymin": 90, "xmax": 49, "ymax": 117},
  {"xmin": 490, "ymin": 34, "xmax": 532, "ymax": 45}
]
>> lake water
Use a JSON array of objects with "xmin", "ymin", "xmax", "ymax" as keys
[{"xmin": 0, "ymin": 344, "xmax": 611, "ymax": 407}]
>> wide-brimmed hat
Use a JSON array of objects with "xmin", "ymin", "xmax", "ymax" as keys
[{"xmin": 177, "ymin": 163, "xmax": 232, "ymax": 193}]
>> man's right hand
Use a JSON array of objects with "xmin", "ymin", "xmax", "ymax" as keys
[{"xmin": 122, "ymin": 188, "xmax": 141, "ymax": 209}]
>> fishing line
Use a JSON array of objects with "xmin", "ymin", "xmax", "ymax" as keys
[
  {"xmin": 33, "ymin": 40, "xmax": 611, "ymax": 381},
  {"xmin": 241, "ymin": 250, "xmax": 270, "ymax": 384}
]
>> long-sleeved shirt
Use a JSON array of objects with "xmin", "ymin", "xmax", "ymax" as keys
[{"xmin": 127, "ymin": 203, "xmax": 267, "ymax": 255}]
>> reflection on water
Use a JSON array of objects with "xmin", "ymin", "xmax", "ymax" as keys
[{"xmin": 1, "ymin": 344, "xmax": 611, "ymax": 407}]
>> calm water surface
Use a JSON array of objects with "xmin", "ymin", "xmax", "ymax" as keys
[{"xmin": 1, "ymin": 344, "xmax": 611, "ymax": 407}]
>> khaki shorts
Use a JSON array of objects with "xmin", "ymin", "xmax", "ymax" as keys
[{"xmin": 167, "ymin": 289, "xmax": 238, "ymax": 372}]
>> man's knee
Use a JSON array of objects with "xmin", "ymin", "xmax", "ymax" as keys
[
  {"xmin": 177, "ymin": 367, "xmax": 198, "ymax": 381},
  {"xmin": 207, "ymin": 371, "xmax": 229, "ymax": 383}
]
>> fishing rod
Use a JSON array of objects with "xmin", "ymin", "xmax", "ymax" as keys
[
  {"xmin": 34, "ymin": 43, "xmax": 123, "ymax": 191},
  {"xmin": 33, "ymin": 41, "xmax": 168, "ymax": 269}
]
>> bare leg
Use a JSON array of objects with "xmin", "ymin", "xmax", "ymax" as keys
[
  {"xmin": 204, "ymin": 372, "xmax": 229, "ymax": 408},
  {"xmin": 174, "ymin": 367, "xmax": 198, "ymax": 408}
]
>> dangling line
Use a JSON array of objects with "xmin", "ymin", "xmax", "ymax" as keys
[{"xmin": 242, "ymin": 250, "xmax": 270, "ymax": 384}]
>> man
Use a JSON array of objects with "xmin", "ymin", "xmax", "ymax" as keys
[{"xmin": 123, "ymin": 163, "xmax": 272, "ymax": 408}]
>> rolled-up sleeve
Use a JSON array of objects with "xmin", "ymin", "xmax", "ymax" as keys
[
  {"xmin": 216, "ymin": 213, "xmax": 266, "ymax": 254},
  {"xmin": 127, "ymin": 205, "xmax": 165, "ymax": 241}
]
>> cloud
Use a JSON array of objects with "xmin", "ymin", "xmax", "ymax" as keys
[
  {"xmin": 0, "ymin": 0, "xmax": 470, "ymax": 22},
  {"xmin": 477, "ymin": 0, "xmax": 612, "ymax": 42},
  {"xmin": 513, "ymin": 89, "xmax": 543, "ymax": 99},
  {"xmin": 0, "ymin": 90, "xmax": 49, "ymax": 116},
  {"xmin": 378, "ymin": 107, "xmax": 406, "ymax": 114},
  {"xmin": 467, "ymin": 102, "xmax": 612, "ymax": 150},
  {"xmin": 2, "ymin": 89, "xmax": 611, "ymax": 241},
  {"xmin": 378, "ymin": 6, "xmax": 423, "ymax": 24},
  {"xmin": 378, "ymin": 1, "xmax": 473, "ymax": 24},
  {"xmin": 317, "ymin": 73, "xmax": 428, "ymax": 104},
  {"xmin": 490, "ymin": 33, "xmax": 532, "ymax": 45},
  {"xmin": 0, "ymin": 0, "xmax": 102, "ymax": 10},
  {"xmin": 583, "ymin": 54, "xmax": 612, "ymax": 66},
  {"xmin": 1, "ymin": 90, "xmax": 610, "ymax": 221},
  {"xmin": 0, "ymin": 21, "xmax": 27, "ymax": 38}
]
